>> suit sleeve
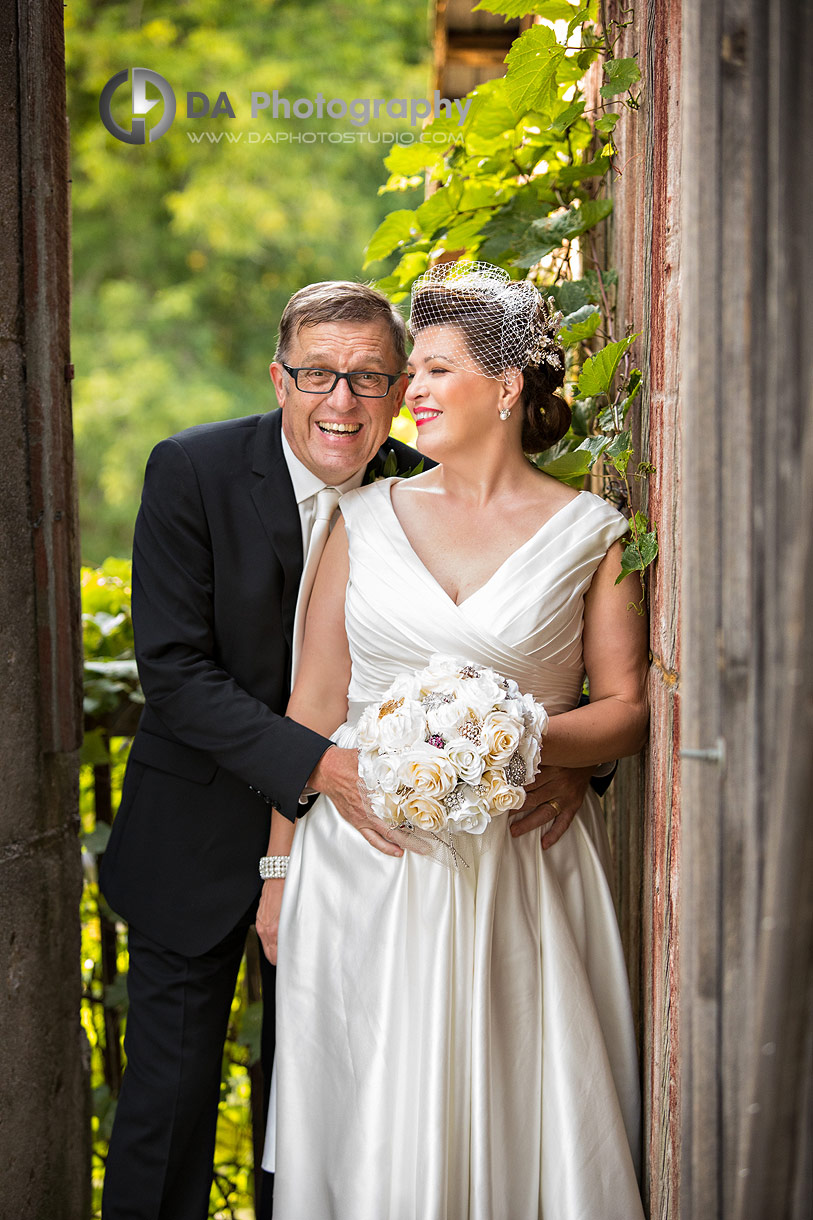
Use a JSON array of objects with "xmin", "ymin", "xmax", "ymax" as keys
[{"xmin": 131, "ymin": 437, "xmax": 332, "ymax": 820}]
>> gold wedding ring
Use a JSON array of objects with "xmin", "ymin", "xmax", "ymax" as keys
[{"xmin": 547, "ymin": 800, "xmax": 562, "ymax": 816}]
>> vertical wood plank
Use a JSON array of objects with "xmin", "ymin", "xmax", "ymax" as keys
[
  {"xmin": 680, "ymin": 0, "xmax": 813, "ymax": 1216},
  {"xmin": 0, "ymin": 0, "xmax": 88, "ymax": 1215},
  {"xmin": 603, "ymin": 3, "xmax": 684, "ymax": 1215}
]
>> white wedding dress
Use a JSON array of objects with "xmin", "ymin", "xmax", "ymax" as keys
[{"xmin": 266, "ymin": 477, "xmax": 645, "ymax": 1220}]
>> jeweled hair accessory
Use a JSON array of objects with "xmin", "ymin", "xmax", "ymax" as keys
[{"xmin": 408, "ymin": 260, "xmax": 564, "ymax": 383}]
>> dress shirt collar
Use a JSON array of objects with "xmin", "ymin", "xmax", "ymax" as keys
[{"xmin": 281, "ymin": 427, "xmax": 367, "ymax": 502}]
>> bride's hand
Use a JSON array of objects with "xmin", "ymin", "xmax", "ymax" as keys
[
  {"xmin": 256, "ymin": 878, "xmax": 285, "ymax": 964},
  {"xmin": 511, "ymin": 764, "xmax": 594, "ymax": 849}
]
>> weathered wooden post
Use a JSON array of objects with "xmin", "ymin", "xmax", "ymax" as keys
[
  {"xmin": 680, "ymin": 1, "xmax": 813, "ymax": 1217},
  {"xmin": 0, "ymin": 0, "xmax": 89, "ymax": 1213}
]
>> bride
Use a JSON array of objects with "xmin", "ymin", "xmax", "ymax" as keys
[{"xmin": 258, "ymin": 261, "xmax": 649, "ymax": 1219}]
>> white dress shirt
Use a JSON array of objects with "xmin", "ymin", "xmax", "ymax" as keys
[
  {"xmin": 281, "ymin": 429, "xmax": 365, "ymax": 559},
  {"xmin": 281, "ymin": 431, "xmax": 366, "ymax": 803}
]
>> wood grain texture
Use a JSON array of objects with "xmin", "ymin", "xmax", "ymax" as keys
[
  {"xmin": 0, "ymin": 0, "xmax": 88, "ymax": 1214},
  {"xmin": 600, "ymin": 3, "xmax": 684, "ymax": 1215},
  {"xmin": 680, "ymin": 1, "xmax": 813, "ymax": 1216}
]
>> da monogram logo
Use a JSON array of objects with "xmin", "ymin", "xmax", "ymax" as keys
[{"xmin": 99, "ymin": 68, "xmax": 176, "ymax": 144}]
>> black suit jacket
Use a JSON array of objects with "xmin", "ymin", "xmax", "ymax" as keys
[{"xmin": 100, "ymin": 410, "xmax": 428, "ymax": 956}]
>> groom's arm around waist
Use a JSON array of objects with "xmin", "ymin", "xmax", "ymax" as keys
[{"xmin": 132, "ymin": 433, "xmax": 330, "ymax": 821}]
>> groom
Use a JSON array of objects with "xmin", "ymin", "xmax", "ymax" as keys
[{"xmin": 99, "ymin": 279, "xmax": 594, "ymax": 1220}]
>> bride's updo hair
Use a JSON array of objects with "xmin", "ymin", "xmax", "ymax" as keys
[
  {"xmin": 408, "ymin": 262, "xmax": 570, "ymax": 454},
  {"xmin": 515, "ymin": 297, "xmax": 571, "ymax": 453}
]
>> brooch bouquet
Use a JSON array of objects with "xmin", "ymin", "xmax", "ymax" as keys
[{"xmin": 356, "ymin": 654, "xmax": 548, "ymax": 865}]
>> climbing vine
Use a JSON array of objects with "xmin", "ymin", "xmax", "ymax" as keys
[{"xmin": 365, "ymin": 0, "xmax": 657, "ymax": 607}]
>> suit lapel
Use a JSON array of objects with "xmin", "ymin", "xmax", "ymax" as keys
[{"xmin": 250, "ymin": 411, "xmax": 302, "ymax": 648}]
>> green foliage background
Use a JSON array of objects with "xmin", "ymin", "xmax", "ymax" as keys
[
  {"xmin": 81, "ymin": 562, "xmax": 266, "ymax": 1218},
  {"xmin": 68, "ymin": 0, "xmax": 431, "ymax": 564}
]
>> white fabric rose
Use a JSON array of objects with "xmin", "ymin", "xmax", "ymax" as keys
[
  {"xmin": 425, "ymin": 696, "xmax": 468, "ymax": 737},
  {"xmin": 398, "ymin": 744, "xmax": 457, "ymax": 800},
  {"xmin": 385, "ymin": 672, "xmax": 424, "ymax": 702},
  {"xmin": 520, "ymin": 692, "xmax": 549, "ymax": 739},
  {"xmin": 481, "ymin": 711, "xmax": 523, "ymax": 767},
  {"xmin": 356, "ymin": 706, "xmax": 382, "ymax": 750},
  {"xmin": 454, "ymin": 672, "xmax": 506, "ymax": 717},
  {"xmin": 448, "ymin": 809, "xmax": 491, "ymax": 835},
  {"xmin": 417, "ymin": 654, "xmax": 465, "ymax": 692},
  {"xmin": 446, "ymin": 784, "xmax": 491, "ymax": 834},
  {"xmin": 444, "ymin": 736, "xmax": 486, "ymax": 785},
  {"xmin": 360, "ymin": 750, "xmax": 403, "ymax": 795},
  {"xmin": 515, "ymin": 734, "xmax": 541, "ymax": 782},
  {"xmin": 368, "ymin": 789, "xmax": 408, "ymax": 826},
  {"xmin": 375, "ymin": 697, "xmax": 428, "ymax": 751}
]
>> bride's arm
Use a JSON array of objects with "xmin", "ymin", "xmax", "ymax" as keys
[
  {"xmin": 539, "ymin": 540, "xmax": 649, "ymax": 767},
  {"xmin": 284, "ymin": 518, "xmax": 400, "ymax": 858},
  {"xmin": 256, "ymin": 518, "xmax": 404, "ymax": 962}
]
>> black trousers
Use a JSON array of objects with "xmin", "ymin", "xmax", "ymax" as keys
[{"xmin": 103, "ymin": 903, "xmax": 276, "ymax": 1220}]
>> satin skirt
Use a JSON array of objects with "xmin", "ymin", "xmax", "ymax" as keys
[{"xmin": 265, "ymin": 736, "xmax": 644, "ymax": 1220}]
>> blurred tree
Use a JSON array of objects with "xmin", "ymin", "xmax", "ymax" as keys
[{"xmin": 67, "ymin": 0, "xmax": 429, "ymax": 561}]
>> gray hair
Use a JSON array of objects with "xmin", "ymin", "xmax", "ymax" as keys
[{"xmin": 275, "ymin": 281, "xmax": 407, "ymax": 368}]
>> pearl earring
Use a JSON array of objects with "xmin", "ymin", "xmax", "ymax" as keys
[{"xmin": 499, "ymin": 407, "xmax": 511, "ymax": 420}]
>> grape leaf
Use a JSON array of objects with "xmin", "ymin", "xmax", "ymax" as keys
[
  {"xmin": 504, "ymin": 25, "xmax": 565, "ymax": 115},
  {"xmin": 559, "ymin": 304, "xmax": 601, "ymax": 346},
  {"xmin": 577, "ymin": 334, "xmax": 636, "ymax": 397},
  {"xmin": 600, "ymin": 57, "xmax": 641, "ymax": 98},
  {"xmin": 363, "ymin": 209, "xmax": 419, "ymax": 266}
]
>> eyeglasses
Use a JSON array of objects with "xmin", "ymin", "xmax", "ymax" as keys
[{"xmin": 281, "ymin": 364, "xmax": 403, "ymax": 398}]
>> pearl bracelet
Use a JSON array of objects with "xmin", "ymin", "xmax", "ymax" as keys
[{"xmin": 259, "ymin": 855, "xmax": 289, "ymax": 880}]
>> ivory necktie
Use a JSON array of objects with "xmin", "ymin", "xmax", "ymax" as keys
[{"xmin": 291, "ymin": 485, "xmax": 341, "ymax": 681}]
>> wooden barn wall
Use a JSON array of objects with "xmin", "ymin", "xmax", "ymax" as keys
[
  {"xmin": 0, "ymin": 0, "xmax": 88, "ymax": 1213},
  {"xmin": 680, "ymin": 0, "xmax": 813, "ymax": 1217},
  {"xmin": 597, "ymin": 2, "xmax": 684, "ymax": 1216}
]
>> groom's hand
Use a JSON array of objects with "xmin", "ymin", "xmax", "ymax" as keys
[
  {"xmin": 511, "ymin": 764, "xmax": 594, "ymax": 849},
  {"xmin": 308, "ymin": 746, "xmax": 404, "ymax": 858}
]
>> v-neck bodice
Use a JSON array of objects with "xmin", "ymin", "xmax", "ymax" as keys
[
  {"xmin": 384, "ymin": 479, "xmax": 589, "ymax": 609},
  {"xmin": 339, "ymin": 476, "xmax": 629, "ymax": 716}
]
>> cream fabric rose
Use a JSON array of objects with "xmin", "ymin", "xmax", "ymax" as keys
[
  {"xmin": 445, "ymin": 736, "xmax": 486, "ymax": 785},
  {"xmin": 482, "ymin": 769, "xmax": 526, "ymax": 813},
  {"xmin": 397, "ymin": 744, "xmax": 457, "ymax": 800},
  {"xmin": 481, "ymin": 711, "xmax": 523, "ymax": 767},
  {"xmin": 401, "ymin": 792, "xmax": 447, "ymax": 831}
]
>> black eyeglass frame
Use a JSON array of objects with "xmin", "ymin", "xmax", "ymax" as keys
[{"xmin": 281, "ymin": 363, "xmax": 404, "ymax": 398}]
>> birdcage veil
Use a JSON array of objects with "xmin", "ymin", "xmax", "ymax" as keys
[{"xmin": 408, "ymin": 261, "xmax": 564, "ymax": 383}]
